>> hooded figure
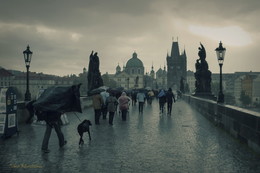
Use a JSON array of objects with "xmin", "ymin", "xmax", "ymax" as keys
[{"xmin": 118, "ymin": 92, "xmax": 131, "ymax": 121}]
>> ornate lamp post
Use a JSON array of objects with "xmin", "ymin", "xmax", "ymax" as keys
[
  {"xmin": 23, "ymin": 45, "xmax": 33, "ymax": 101},
  {"xmin": 215, "ymin": 41, "xmax": 226, "ymax": 103}
]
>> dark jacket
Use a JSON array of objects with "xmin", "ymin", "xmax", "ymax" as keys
[
  {"xmin": 106, "ymin": 96, "xmax": 118, "ymax": 112},
  {"xmin": 166, "ymin": 91, "xmax": 175, "ymax": 103},
  {"xmin": 45, "ymin": 111, "xmax": 62, "ymax": 123}
]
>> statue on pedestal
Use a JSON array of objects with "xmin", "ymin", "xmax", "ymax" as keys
[
  {"xmin": 87, "ymin": 51, "xmax": 103, "ymax": 94},
  {"xmin": 194, "ymin": 43, "xmax": 212, "ymax": 97}
]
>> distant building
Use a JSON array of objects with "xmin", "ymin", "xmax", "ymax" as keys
[
  {"xmin": 166, "ymin": 40, "xmax": 187, "ymax": 90},
  {"xmin": 186, "ymin": 70, "xmax": 195, "ymax": 94},
  {"xmin": 114, "ymin": 52, "xmax": 144, "ymax": 89},
  {"xmin": 156, "ymin": 66, "xmax": 167, "ymax": 89},
  {"xmin": 12, "ymin": 72, "xmax": 74, "ymax": 100},
  {"xmin": 233, "ymin": 72, "xmax": 260, "ymax": 105},
  {"xmin": 0, "ymin": 66, "xmax": 76, "ymax": 100},
  {"xmin": 0, "ymin": 67, "xmax": 14, "ymax": 87},
  {"xmin": 252, "ymin": 75, "xmax": 260, "ymax": 104}
]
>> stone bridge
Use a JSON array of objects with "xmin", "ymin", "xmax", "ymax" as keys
[{"xmin": 1, "ymin": 97, "xmax": 260, "ymax": 172}]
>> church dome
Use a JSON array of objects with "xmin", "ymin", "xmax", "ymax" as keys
[{"xmin": 126, "ymin": 52, "xmax": 144, "ymax": 68}]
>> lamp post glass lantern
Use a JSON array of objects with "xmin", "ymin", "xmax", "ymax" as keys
[
  {"xmin": 23, "ymin": 45, "xmax": 33, "ymax": 101},
  {"xmin": 215, "ymin": 41, "xmax": 226, "ymax": 103}
]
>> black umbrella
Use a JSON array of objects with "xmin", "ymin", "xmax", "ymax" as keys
[
  {"xmin": 88, "ymin": 88, "xmax": 105, "ymax": 96},
  {"xmin": 107, "ymin": 87, "xmax": 124, "ymax": 98},
  {"xmin": 33, "ymin": 84, "xmax": 82, "ymax": 113}
]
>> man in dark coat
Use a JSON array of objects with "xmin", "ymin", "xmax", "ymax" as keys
[
  {"xmin": 165, "ymin": 88, "xmax": 176, "ymax": 115},
  {"xmin": 41, "ymin": 111, "xmax": 66, "ymax": 153}
]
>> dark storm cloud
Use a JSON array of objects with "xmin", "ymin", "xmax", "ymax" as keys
[{"xmin": 0, "ymin": 0, "xmax": 259, "ymax": 76}]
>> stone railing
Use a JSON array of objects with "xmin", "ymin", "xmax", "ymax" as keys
[
  {"xmin": 17, "ymin": 96, "xmax": 93, "ymax": 124},
  {"xmin": 183, "ymin": 94, "xmax": 260, "ymax": 154}
]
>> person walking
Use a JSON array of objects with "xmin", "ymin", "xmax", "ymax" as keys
[
  {"xmin": 92, "ymin": 93, "xmax": 104, "ymax": 125},
  {"xmin": 41, "ymin": 111, "xmax": 66, "ymax": 153},
  {"xmin": 158, "ymin": 89, "xmax": 166, "ymax": 114},
  {"xmin": 106, "ymin": 92, "xmax": 118, "ymax": 125},
  {"xmin": 166, "ymin": 88, "xmax": 176, "ymax": 115},
  {"xmin": 118, "ymin": 92, "xmax": 131, "ymax": 121},
  {"xmin": 100, "ymin": 90, "xmax": 109, "ymax": 119},
  {"xmin": 147, "ymin": 90, "xmax": 154, "ymax": 105},
  {"xmin": 131, "ymin": 90, "xmax": 137, "ymax": 106},
  {"xmin": 136, "ymin": 90, "xmax": 146, "ymax": 113}
]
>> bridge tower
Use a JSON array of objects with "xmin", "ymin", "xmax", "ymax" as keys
[{"xmin": 166, "ymin": 39, "xmax": 187, "ymax": 90}]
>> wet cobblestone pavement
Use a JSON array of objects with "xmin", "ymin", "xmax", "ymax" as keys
[{"xmin": 1, "ymin": 100, "xmax": 260, "ymax": 173}]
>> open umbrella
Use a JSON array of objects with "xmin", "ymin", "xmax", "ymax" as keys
[
  {"xmin": 88, "ymin": 88, "xmax": 105, "ymax": 96},
  {"xmin": 98, "ymin": 86, "xmax": 109, "ymax": 90},
  {"xmin": 33, "ymin": 84, "xmax": 82, "ymax": 113},
  {"xmin": 107, "ymin": 87, "xmax": 124, "ymax": 98}
]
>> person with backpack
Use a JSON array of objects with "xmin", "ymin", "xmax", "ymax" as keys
[
  {"xmin": 158, "ymin": 89, "xmax": 166, "ymax": 114},
  {"xmin": 100, "ymin": 90, "xmax": 109, "ymax": 119},
  {"xmin": 106, "ymin": 92, "xmax": 118, "ymax": 125},
  {"xmin": 136, "ymin": 90, "xmax": 146, "ymax": 113},
  {"xmin": 41, "ymin": 111, "xmax": 67, "ymax": 153}
]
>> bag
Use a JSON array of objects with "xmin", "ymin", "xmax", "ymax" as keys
[
  {"xmin": 60, "ymin": 113, "xmax": 69, "ymax": 125},
  {"xmin": 35, "ymin": 110, "xmax": 46, "ymax": 121}
]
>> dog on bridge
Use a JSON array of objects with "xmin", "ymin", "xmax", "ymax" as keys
[{"xmin": 77, "ymin": 119, "xmax": 92, "ymax": 145}]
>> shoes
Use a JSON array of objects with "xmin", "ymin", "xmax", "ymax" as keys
[
  {"xmin": 60, "ymin": 140, "xmax": 67, "ymax": 148},
  {"xmin": 42, "ymin": 149, "xmax": 50, "ymax": 153}
]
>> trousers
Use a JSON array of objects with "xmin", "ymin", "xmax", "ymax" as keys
[{"xmin": 42, "ymin": 122, "xmax": 65, "ymax": 150}]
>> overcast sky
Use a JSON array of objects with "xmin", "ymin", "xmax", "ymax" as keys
[{"xmin": 0, "ymin": 0, "xmax": 259, "ymax": 76}]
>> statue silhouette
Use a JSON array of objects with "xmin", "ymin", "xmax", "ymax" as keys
[
  {"xmin": 87, "ymin": 51, "xmax": 103, "ymax": 94},
  {"xmin": 194, "ymin": 43, "xmax": 212, "ymax": 95}
]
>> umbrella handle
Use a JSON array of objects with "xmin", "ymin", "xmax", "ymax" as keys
[{"xmin": 73, "ymin": 112, "xmax": 82, "ymax": 122}]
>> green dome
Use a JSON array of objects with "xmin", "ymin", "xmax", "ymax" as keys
[{"xmin": 126, "ymin": 52, "xmax": 144, "ymax": 68}]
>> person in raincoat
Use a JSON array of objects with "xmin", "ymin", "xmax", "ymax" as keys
[{"xmin": 118, "ymin": 92, "xmax": 131, "ymax": 121}]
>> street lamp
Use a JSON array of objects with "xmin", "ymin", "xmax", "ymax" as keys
[
  {"xmin": 215, "ymin": 41, "xmax": 226, "ymax": 103},
  {"xmin": 23, "ymin": 45, "xmax": 33, "ymax": 101}
]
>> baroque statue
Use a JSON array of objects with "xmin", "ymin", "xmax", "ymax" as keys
[
  {"xmin": 194, "ymin": 43, "xmax": 212, "ymax": 95},
  {"xmin": 87, "ymin": 51, "xmax": 103, "ymax": 94}
]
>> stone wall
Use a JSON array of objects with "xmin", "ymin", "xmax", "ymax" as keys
[{"xmin": 183, "ymin": 94, "xmax": 260, "ymax": 154}]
